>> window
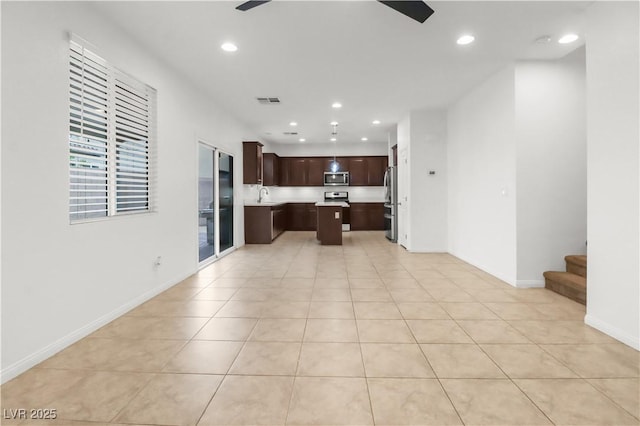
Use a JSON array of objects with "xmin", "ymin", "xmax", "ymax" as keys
[{"xmin": 69, "ymin": 38, "xmax": 156, "ymax": 222}]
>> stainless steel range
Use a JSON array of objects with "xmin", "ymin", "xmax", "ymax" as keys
[{"xmin": 324, "ymin": 191, "xmax": 350, "ymax": 231}]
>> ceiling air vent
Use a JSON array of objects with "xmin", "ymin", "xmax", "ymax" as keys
[
  {"xmin": 283, "ymin": 132, "xmax": 298, "ymax": 136},
  {"xmin": 256, "ymin": 97, "xmax": 281, "ymax": 104}
]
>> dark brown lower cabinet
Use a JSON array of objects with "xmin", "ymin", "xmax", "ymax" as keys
[
  {"xmin": 286, "ymin": 203, "xmax": 317, "ymax": 231},
  {"xmin": 244, "ymin": 204, "xmax": 286, "ymax": 244},
  {"xmin": 306, "ymin": 205, "xmax": 317, "ymax": 229},
  {"xmin": 272, "ymin": 205, "xmax": 287, "ymax": 237},
  {"xmin": 246, "ymin": 202, "xmax": 384, "ymax": 244},
  {"xmin": 350, "ymin": 203, "xmax": 385, "ymax": 230}
]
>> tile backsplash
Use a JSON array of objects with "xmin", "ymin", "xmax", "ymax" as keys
[{"xmin": 243, "ymin": 185, "xmax": 385, "ymax": 203}]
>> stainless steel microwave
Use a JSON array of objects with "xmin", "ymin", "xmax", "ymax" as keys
[{"xmin": 324, "ymin": 172, "xmax": 349, "ymax": 186}]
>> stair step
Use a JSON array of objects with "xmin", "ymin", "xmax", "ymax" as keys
[
  {"xmin": 543, "ymin": 271, "xmax": 586, "ymax": 305},
  {"xmin": 565, "ymin": 255, "xmax": 587, "ymax": 278}
]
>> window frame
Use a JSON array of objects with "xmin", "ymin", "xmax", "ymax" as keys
[{"xmin": 69, "ymin": 35, "xmax": 157, "ymax": 224}]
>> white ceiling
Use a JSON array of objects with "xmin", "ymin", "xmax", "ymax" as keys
[{"xmin": 92, "ymin": 1, "xmax": 589, "ymax": 145}]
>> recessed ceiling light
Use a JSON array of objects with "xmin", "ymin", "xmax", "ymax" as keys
[
  {"xmin": 372, "ymin": 120, "xmax": 381, "ymax": 125},
  {"xmin": 330, "ymin": 137, "xmax": 337, "ymax": 142},
  {"xmin": 289, "ymin": 121, "xmax": 298, "ymax": 126},
  {"xmin": 332, "ymin": 102, "xmax": 342, "ymax": 109},
  {"xmin": 330, "ymin": 121, "xmax": 339, "ymax": 126},
  {"xmin": 299, "ymin": 138, "xmax": 306, "ymax": 142},
  {"xmin": 361, "ymin": 137, "xmax": 368, "ymax": 141},
  {"xmin": 558, "ymin": 34, "xmax": 579, "ymax": 44},
  {"xmin": 221, "ymin": 42, "xmax": 238, "ymax": 52},
  {"xmin": 456, "ymin": 35, "xmax": 475, "ymax": 45}
]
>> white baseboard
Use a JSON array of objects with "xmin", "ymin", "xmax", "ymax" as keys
[
  {"xmin": 515, "ymin": 279, "xmax": 545, "ymax": 288},
  {"xmin": 447, "ymin": 251, "xmax": 516, "ymax": 287},
  {"xmin": 584, "ymin": 314, "xmax": 640, "ymax": 351},
  {"xmin": 0, "ymin": 271, "xmax": 194, "ymax": 384},
  {"xmin": 406, "ymin": 247, "xmax": 447, "ymax": 253}
]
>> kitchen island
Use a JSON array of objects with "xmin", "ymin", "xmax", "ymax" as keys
[{"xmin": 315, "ymin": 201, "xmax": 348, "ymax": 245}]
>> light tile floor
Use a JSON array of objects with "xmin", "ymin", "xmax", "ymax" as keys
[{"xmin": 2, "ymin": 231, "xmax": 639, "ymax": 425}]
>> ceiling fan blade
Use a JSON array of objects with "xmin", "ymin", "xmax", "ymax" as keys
[
  {"xmin": 378, "ymin": 1, "xmax": 434, "ymax": 23},
  {"xmin": 236, "ymin": 0, "xmax": 271, "ymax": 12}
]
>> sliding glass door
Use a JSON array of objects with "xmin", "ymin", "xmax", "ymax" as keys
[
  {"xmin": 218, "ymin": 152, "xmax": 234, "ymax": 253},
  {"xmin": 198, "ymin": 143, "xmax": 234, "ymax": 264}
]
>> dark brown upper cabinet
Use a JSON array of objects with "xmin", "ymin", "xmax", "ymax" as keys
[
  {"xmin": 245, "ymin": 150, "xmax": 388, "ymax": 187},
  {"xmin": 242, "ymin": 141, "xmax": 263, "ymax": 185},
  {"xmin": 336, "ymin": 157, "xmax": 351, "ymax": 173},
  {"xmin": 279, "ymin": 157, "xmax": 291, "ymax": 186},
  {"xmin": 348, "ymin": 157, "xmax": 367, "ymax": 186},
  {"xmin": 343, "ymin": 156, "xmax": 388, "ymax": 186},
  {"xmin": 367, "ymin": 156, "xmax": 386, "ymax": 185},
  {"xmin": 279, "ymin": 157, "xmax": 330, "ymax": 186},
  {"xmin": 289, "ymin": 158, "xmax": 307, "ymax": 186},
  {"xmin": 307, "ymin": 158, "xmax": 325, "ymax": 186},
  {"xmin": 263, "ymin": 153, "xmax": 279, "ymax": 186}
]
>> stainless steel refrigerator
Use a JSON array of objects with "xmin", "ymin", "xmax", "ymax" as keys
[{"xmin": 384, "ymin": 166, "xmax": 398, "ymax": 242}]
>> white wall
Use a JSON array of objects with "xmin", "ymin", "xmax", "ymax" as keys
[
  {"xmin": 447, "ymin": 66, "xmax": 518, "ymax": 284},
  {"xmin": 407, "ymin": 109, "xmax": 447, "ymax": 252},
  {"xmin": 394, "ymin": 110, "xmax": 447, "ymax": 252},
  {"xmin": 515, "ymin": 49, "xmax": 587, "ymax": 285},
  {"xmin": 584, "ymin": 1, "xmax": 639, "ymax": 350},
  {"xmin": 1, "ymin": 2, "xmax": 257, "ymax": 382},
  {"xmin": 388, "ymin": 125, "xmax": 398, "ymax": 165},
  {"xmin": 396, "ymin": 116, "xmax": 411, "ymax": 248}
]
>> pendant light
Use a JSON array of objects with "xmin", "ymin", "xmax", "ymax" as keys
[{"xmin": 330, "ymin": 123, "xmax": 340, "ymax": 172}]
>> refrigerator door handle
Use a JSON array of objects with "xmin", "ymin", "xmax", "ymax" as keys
[{"xmin": 383, "ymin": 169, "xmax": 390, "ymax": 202}]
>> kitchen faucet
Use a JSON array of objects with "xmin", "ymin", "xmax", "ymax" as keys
[{"xmin": 258, "ymin": 186, "xmax": 269, "ymax": 203}]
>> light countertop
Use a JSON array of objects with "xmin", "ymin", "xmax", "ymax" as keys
[
  {"xmin": 244, "ymin": 201, "xmax": 287, "ymax": 207},
  {"xmin": 315, "ymin": 201, "xmax": 349, "ymax": 207},
  {"xmin": 245, "ymin": 200, "xmax": 384, "ymax": 206}
]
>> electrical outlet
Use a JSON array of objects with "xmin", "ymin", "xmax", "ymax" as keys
[
  {"xmin": 154, "ymin": 256, "xmax": 162, "ymax": 266},
  {"xmin": 334, "ymin": 212, "xmax": 340, "ymax": 219}
]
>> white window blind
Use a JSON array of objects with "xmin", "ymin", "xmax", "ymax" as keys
[{"xmin": 69, "ymin": 38, "xmax": 156, "ymax": 222}]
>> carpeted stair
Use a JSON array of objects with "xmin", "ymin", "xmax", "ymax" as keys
[{"xmin": 543, "ymin": 255, "xmax": 586, "ymax": 305}]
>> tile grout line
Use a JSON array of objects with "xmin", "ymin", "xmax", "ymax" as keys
[
  {"xmin": 533, "ymin": 345, "xmax": 640, "ymax": 421},
  {"xmin": 193, "ymin": 292, "xmax": 261, "ymax": 426},
  {"xmin": 396, "ymin": 274, "xmax": 468, "ymax": 426},
  {"xmin": 439, "ymin": 289, "xmax": 559, "ymax": 424},
  {"xmin": 454, "ymin": 315, "xmax": 557, "ymax": 426},
  {"xmin": 284, "ymin": 269, "xmax": 316, "ymax": 426},
  {"xmin": 348, "ymin": 268, "xmax": 377, "ymax": 426},
  {"xmin": 448, "ymin": 279, "xmax": 629, "ymax": 420}
]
